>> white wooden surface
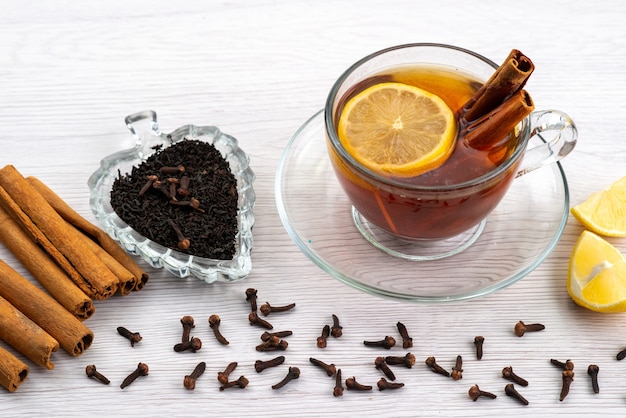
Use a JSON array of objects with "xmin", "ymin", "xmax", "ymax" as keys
[{"xmin": 1, "ymin": 0, "xmax": 625, "ymax": 416}]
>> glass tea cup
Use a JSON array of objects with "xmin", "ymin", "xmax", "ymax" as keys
[{"xmin": 325, "ymin": 43, "xmax": 577, "ymax": 260}]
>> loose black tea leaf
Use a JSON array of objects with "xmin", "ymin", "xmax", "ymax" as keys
[{"xmin": 110, "ymin": 139, "xmax": 238, "ymax": 260}]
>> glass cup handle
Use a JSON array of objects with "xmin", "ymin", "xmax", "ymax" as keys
[{"xmin": 515, "ymin": 110, "xmax": 578, "ymax": 178}]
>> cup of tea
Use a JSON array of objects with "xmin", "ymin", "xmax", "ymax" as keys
[{"xmin": 325, "ymin": 43, "xmax": 577, "ymax": 259}]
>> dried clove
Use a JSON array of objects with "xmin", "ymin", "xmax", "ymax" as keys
[
  {"xmin": 245, "ymin": 288, "xmax": 258, "ymax": 312},
  {"xmin": 159, "ymin": 165, "xmax": 185, "ymax": 175},
  {"xmin": 514, "ymin": 321, "xmax": 545, "ymax": 337},
  {"xmin": 331, "ymin": 314, "xmax": 343, "ymax": 338},
  {"xmin": 474, "ymin": 336, "xmax": 484, "ymax": 360},
  {"xmin": 396, "ymin": 321, "xmax": 413, "ymax": 349},
  {"xmin": 425, "ymin": 356, "xmax": 450, "ymax": 377},
  {"xmin": 180, "ymin": 316, "xmax": 195, "ymax": 343},
  {"xmin": 217, "ymin": 362, "xmax": 238, "ymax": 385},
  {"xmin": 261, "ymin": 330, "xmax": 293, "ymax": 341},
  {"xmin": 363, "ymin": 336, "xmax": 396, "ymax": 349},
  {"xmin": 248, "ymin": 311, "xmax": 273, "ymax": 330},
  {"xmin": 560, "ymin": 369, "xmax": 575, "ymax": 401},
  {"xmin": 309, "ymin": 357, "xmax": 337, "ymax": 377},
  {"xmin": 587, "ymin": 364, "xmax": 599, "ymax": 394},
  {"xmin": 468, "ymin": 384, "xmax": 497, "ymax": 401},
  {"xmin": 161, "ymin": 184, "xmax": 176, "ymax": 200},
  {"xmin": 345, "ymin": 376, "xmax": 372, "ymax": 391},
  {"xmin": 385, "ymin": 353, "xmax": 416, "ymax": 368},
  {"xmin": 120, "ymin": 362, "xmax": 149, "ymax": 389},
  {"xmin": 152, "ymin": 180, "xmax": 171, "ymax": 200},
  {"xmin": 255, "ymin": 355, "xmax": 285, "ymax": 373},
  {"xmin": 260, "ymin": 302, "xmax": 296, "ymax": 316},
  {"xmin": 451, "ymin": 355, "xmax": 463, "ymax": 381},
  {"xmin": 173, "ymin": 337, "xmax": 202, "ymax": 352},
  {"xmin": 219, "ymin": 376, "xmax": 249, "ymax": 391},
  {"xmin": 167, "ymin": 219, "xmax": 190, "ymax": 250},
  {"xmin": 272, "ymin": 366, "xmax": 300, "ymax": 390},
  {"xmin": 85, "ymin": 365, "xmax": 110, "ymax": 385},
  {"xmin": 178, "ymin": 175, "xmax": 190, "ymax": 197},
  {"xmin": 502, "ymin": 366, "xmax": 528, "ymax": 386},
  {"xmin": 209, "ymin": 314, "xmax": 229, "ymax": 345},
  {"xmin": 333, "ymin": 368, "xmax": 344, "ymax": 397},
  {"xmin": 551, "ymin": 358, "xmax": 573, "ymax": 370},
  {"xmin": 167, "ymin": 177, "xmax": 179, "ymax": 199},
  {"xmin": 505, "ymin": 383, "xmax": 529, "ymax": 405},
  {"xmin": 170, "ymin": 198, "xmax": 205, "ymax": 212},
  {"xmin": 375, "ymin": 356, "xmax": 396, "ymax": 381},
  {"xmin": 138, "ymin": 175, "xmax": 159, "ymax": 196},
  {"xmin": 377, "ymin": 378, "xmax": 404, "ymax": 391},
  {"xmin": 317, "ymin": 324, "xmax": 330, "ymax": 348},
  {"xmin": 255, "ymin": 335, "xmax": 288, "ymax": 352},
  {"xmin": 117, "ymin": 326, "xmax": 142, "ymax": 347},
  {"xmin": 183, "ymin": 361, "xmax": 206, "ymax": 390},
  {"xmin": 616, "ymin": 347, "xmax": 626, "ymax": 361},
  {"xmin": 551, "ymin": 358, "xmax": 574, "ymax": 371}
]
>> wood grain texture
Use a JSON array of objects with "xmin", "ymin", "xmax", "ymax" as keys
[{"xmin": 1, "ymin": 0, "xmax": 626, "ymax": 415}]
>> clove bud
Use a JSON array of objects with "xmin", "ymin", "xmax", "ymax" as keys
[
  {"xmin": 396, "ymin": 321, "xmax": 413, "ymax": 348},
  {"xmin": 377, "ymin": 378, "xmax": 404, "ymax": 391},
  {"xmin": 272, "ymin": 367, "xmax": 300, "ymax": 390},
  {"xmin": 425, "ymin": 356, "xmax": 450, "ymax": 378},
  {"xmin": 209, "ymin": 314, "xmax": 229, "ymax": 345},
  {"xmin": 363, "ymin": 336, "xmax": 396, "ymax": 349},
  {"xmin": 514, "ymin": 321, "xmax": 545, "ymax": 337}
]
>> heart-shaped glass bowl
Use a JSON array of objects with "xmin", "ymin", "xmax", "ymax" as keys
[{"xmin": 88, "ymin": 110, "xmax": 255, "ymax": 283}]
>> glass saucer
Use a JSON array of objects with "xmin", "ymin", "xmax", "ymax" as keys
[{"xmin": 275, "ymin": 110, "xmax": 570, "ymax": 303}]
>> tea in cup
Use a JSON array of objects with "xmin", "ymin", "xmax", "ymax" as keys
[{"xmin": 325, "ymin": 44, "xmax": 577, "ymax": 259}]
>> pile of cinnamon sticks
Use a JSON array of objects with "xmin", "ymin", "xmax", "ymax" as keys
[{"xmin": 0, "ymin": 164, "xmax": 148, "ymax": 392}]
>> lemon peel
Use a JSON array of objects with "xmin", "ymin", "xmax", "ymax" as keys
[
  {"xmin": 567, "ymin": 230, "xmax": 626, "ymax": 313},
  {"xmin": 571, "ymin": 176, "xmax": 626, "ymax": 237}
]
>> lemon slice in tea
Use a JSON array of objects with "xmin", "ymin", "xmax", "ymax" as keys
[
  {"xmin": 567, "ymin": 230, "xmax": 626, "ymax": 312},
  {"xmin": 571, "ymin": 175, "xmax": 626, "ymax": 237},
  {"xmin": 337, "ymin": 82, "xmax": 457, "ymax": 178}
]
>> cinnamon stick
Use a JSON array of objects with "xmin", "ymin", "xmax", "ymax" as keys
[
  {"xmin": 460, "ymin": 49, "xmax": 534, "ymax": 123},
  {"xmin": 462, "ymin": 89, "xmax": 534, "ymax": 150},
  {"xmin": 71, "ymin": 224, "xmax": 137, "ymax": 295},
  {"xmin": 457, "ymin": 49, "xmax": 535, "ymax": 151},
  {"xmin": 0, "ymin": 296, "xmax": 59, "ymax": 369},
  {"xmin": 0, "ymin": 258, "xmax": 94, "ymax": 356},
  {"xmin": 0, "ymin": 204, "xmax": 95, "ymax": 320},
  {"xmin": 0, "ymin": 346, "xmax": 28, "ymax": 392},
  {"xmin": 0, "ymin": 165, "xmax": 118, "ymax": 299},
  {"xmin": 0, "ymin": 184, "xmax": 90, "ymax": 296},
  {"xmin": 26, "ymin": 176, "xmax": 149, "ymax": 291}
]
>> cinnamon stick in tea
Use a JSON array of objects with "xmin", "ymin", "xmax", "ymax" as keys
[
  {"xmin": 462, "ymin": 89, "xmax": 534, "ymax": 150},
  {"xmin": 0, "ymin": 258, "xmax": 94, "ymax": 356},
  {"xmin": 0, "ymin": 346, "xmax": 28, "ymax": 392},
  {"xmin": 0, "ymin": 165, "xmax": 118, "ymax": 299},
  {"xmin": 26, "ymin": 176, "xmax": 149, "ymax": 291},
  {"xmin": 460, "ymin": 49, "xmax": 534, "ymax": 123},
  {"xmin": 0, "ymin": 204, "xmax": 95, "ymax": 320},
  {"xmin": 0, "ymin": 296, "xmax": 59, "ymax": 369},
  {"xmin": 457, "ymin": 49, "xmax": 535, "ymax": 151}
]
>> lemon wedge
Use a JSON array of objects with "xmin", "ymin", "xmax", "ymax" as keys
[
  {"xmin": 337, "ymin": 82, "xmax": 457, "ymax": 178},
  {"xmin": 571, "ymin": 176, "xmax": 626, "ymax": 237},
  {"xmin": 567, "ymin": 230, "xmax": 626, "ymax": 312}
]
